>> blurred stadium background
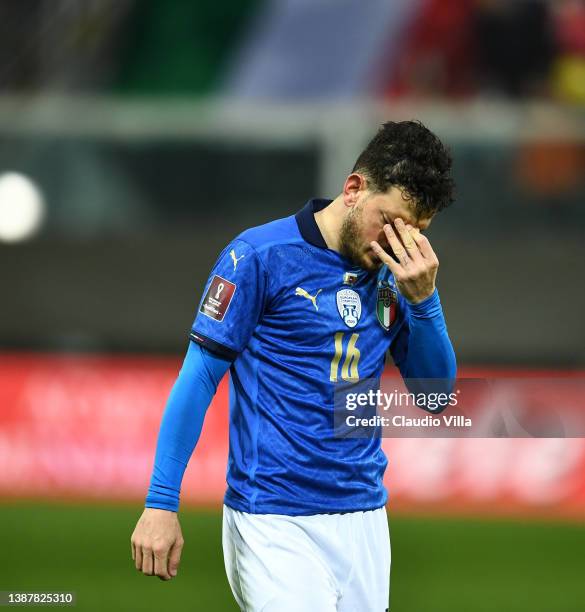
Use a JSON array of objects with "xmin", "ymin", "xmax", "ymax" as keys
[{"xmin": 1, "ymin": 1, "xmax": 584, "ymax": 610}]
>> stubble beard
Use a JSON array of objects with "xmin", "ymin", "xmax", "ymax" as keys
[{"xmin": 338, "ymin": 205, "xmax": 379, "ymax": 273}]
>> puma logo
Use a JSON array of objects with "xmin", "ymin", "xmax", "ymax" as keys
[
  {"xmin": 230, "ymin": 249, "xmax": 245, "ymax": 271},
  {"xmin": 295, "ymin": 287, "xmax": 322, "ymax": 311}
]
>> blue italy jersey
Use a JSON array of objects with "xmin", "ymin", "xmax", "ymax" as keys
[{"xmin": 190, "ymin": 199, "xmax": 410, "ymax": 515}]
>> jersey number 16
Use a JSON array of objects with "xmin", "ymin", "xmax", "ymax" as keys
[{"xmin": 330, "ymin": 332, "xmax": 360, "ymax": 382}]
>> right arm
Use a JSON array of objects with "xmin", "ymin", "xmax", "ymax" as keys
[
  {"xmin": 131, "ymin": 238, "xmax": 267, "ymax": 580},
  {"xmin": 131, "ymin": 341, "xmax": 230, "ymax": 580}
]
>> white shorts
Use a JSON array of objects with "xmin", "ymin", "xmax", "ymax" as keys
[{"xmin": 222, "ymin": 505, "xmax": 391, "ymax": 612}]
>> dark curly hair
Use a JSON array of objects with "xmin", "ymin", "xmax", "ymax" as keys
[{"xmin": 352, "ymin": 120, "xmax": 455, "ymax": 218}]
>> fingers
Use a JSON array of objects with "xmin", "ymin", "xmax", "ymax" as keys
[
  {"xmin": 153, "ymin": 547, "xmax": 172, "ymax": 581},
  {"xmin": 382, "ymin": 222, "xmax": 410, "ymax": 267},
  {"xmin": 132, "ymin": 536, "xmax": 180, "ymax": 580},
  {"xmin": 409, "ymin": 226, "xmax": 438, "ymax": 263},
  {"xmin": 384, "ymin": 223, "xmax": 409, "ymax": 266},
  {"xmin": 391, "ymin": 218, "xmax": 423, "ymax": 263},
  {"xmin": 133, "ymin": 540, "xmax": 143, "ymax": 571},
  {"xmin": 373, "ymin": 218, "xmax": 439, "ymax": 303},
  {"xmin": 132, "ymin": 545, "xmax": 174, "ymax": 580},
  {"xmin": 141, "ymin": 548, "xmax": 154, "ymax": 576},
  {"xmin": 167, "ymin": 538, "xmax": 184, "ymax": 578},
  {"xmin": 370, "ymin": 240, "xmax": 401, "ymax": 276}
]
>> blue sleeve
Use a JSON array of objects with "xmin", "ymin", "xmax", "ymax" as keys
[
  {"xmin": 390, "ymin": 288, "xmax": 457, "ymax": 411},
  {"xmin": 145, "ymin": 341, "xmax": 231, "ymax": 512},
  {"xmin": 190, "ymin": 238, "xmax": 268, "ymax": 360}
]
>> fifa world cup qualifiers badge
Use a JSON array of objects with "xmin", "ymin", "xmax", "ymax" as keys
[
  {"xmin": 200, "ymin": 275, "xmax": 236, "ymax": 322},
  {"xmin": 376, "ymin": 280, "xmax": 398, "ymax": 330}
]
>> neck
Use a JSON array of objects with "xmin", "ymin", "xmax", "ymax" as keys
[{"xmin": 314, "ymin": 194, "xmax": 345, "ymax": 252}]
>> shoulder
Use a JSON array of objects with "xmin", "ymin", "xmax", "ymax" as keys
[
  {"xmin": 214, "ymin": 214, "xmax": 305, "ymax": 283},
  {"xmin": 236, "ymin": 215, "xmax": 302, "ymax": 250},
  {"xmin": 233, "ymin": 214, "xmax": 304, "ymax": 258}
]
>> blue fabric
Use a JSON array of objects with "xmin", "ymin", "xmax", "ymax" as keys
[
  {"xmin": 190, "ymin": 237, "xmax": 268, "ymax": 358},
  {"xmin": 145, "ymin": 341, "xmax": 230, "ymax": 512},
  {"xmin": 146, "ymin": 199, "xmax": 457, "ymax": 515},
  {"xmin": 389, "ymin": 288, "xmax": 457, "ymax": 413},
  {"xmin": 391, "ymin": 288, "xmax": 455, "ymax": 378},
  {"xmin": 186, "ymin": 199, "xmax": 457, "ymax": 516}
]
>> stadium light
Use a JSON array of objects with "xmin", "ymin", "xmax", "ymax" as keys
[{"xmin": 0, "ymin": 172, "xmax": 46, "ymax": 243}]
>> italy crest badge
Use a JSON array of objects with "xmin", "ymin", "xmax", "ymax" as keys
[{"xmin": 376, "ymin": 281, "xmax": 398, "ymax": 330}]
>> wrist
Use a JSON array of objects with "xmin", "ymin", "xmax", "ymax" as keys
[
  {"xmin": 406, "ymin": 287, "xmax": 438, "ymax": 307},
  {"xmin": 407, "ymin": 288, "xmax": 442, "ymax": 318},
  {"xmin": 145, "ymin": 497, "xmax": 179, "ymax": 513},
  {"xmin": 144, "ymin": 506, "xmax": 177, "ymax": 514}
]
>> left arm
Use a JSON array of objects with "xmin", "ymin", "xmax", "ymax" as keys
[
  {"xmin": 371, "ymin": 218, "xmax": 457, "ymax": 410},
  {"xmin": 390, "ymin": 288, "xmax": 456, "ymax": 382}
]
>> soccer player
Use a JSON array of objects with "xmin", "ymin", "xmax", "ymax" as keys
[{"xmin": 131, "ymin": 120, "xmax": 456, "ymax": 611}]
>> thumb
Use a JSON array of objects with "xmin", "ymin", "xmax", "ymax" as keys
[{"xmin": 168, "ymin": 539, "xmax": 183, "ymax": 577}]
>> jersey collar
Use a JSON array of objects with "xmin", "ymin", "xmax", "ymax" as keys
[{"xmin": 295, "ymin": 198, "xmax": 332, "ymax": 249}]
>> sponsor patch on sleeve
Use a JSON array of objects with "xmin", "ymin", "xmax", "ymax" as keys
[{"xmin": 199, "ymin": 275, "xmax": 236, "ymax": 322}]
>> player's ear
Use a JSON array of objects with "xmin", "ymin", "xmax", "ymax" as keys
[{"xmin": 343, "ymin": 173, "xmax": 367, "ymax": 208}]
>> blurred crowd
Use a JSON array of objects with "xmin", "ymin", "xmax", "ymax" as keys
[
  {"xmin": 389, "ymin": 0, "xmax": 585, "ymax": 103},
  {"xmin": 1, "ymin": 0, "xmax": 584, "ymax": 103}
]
